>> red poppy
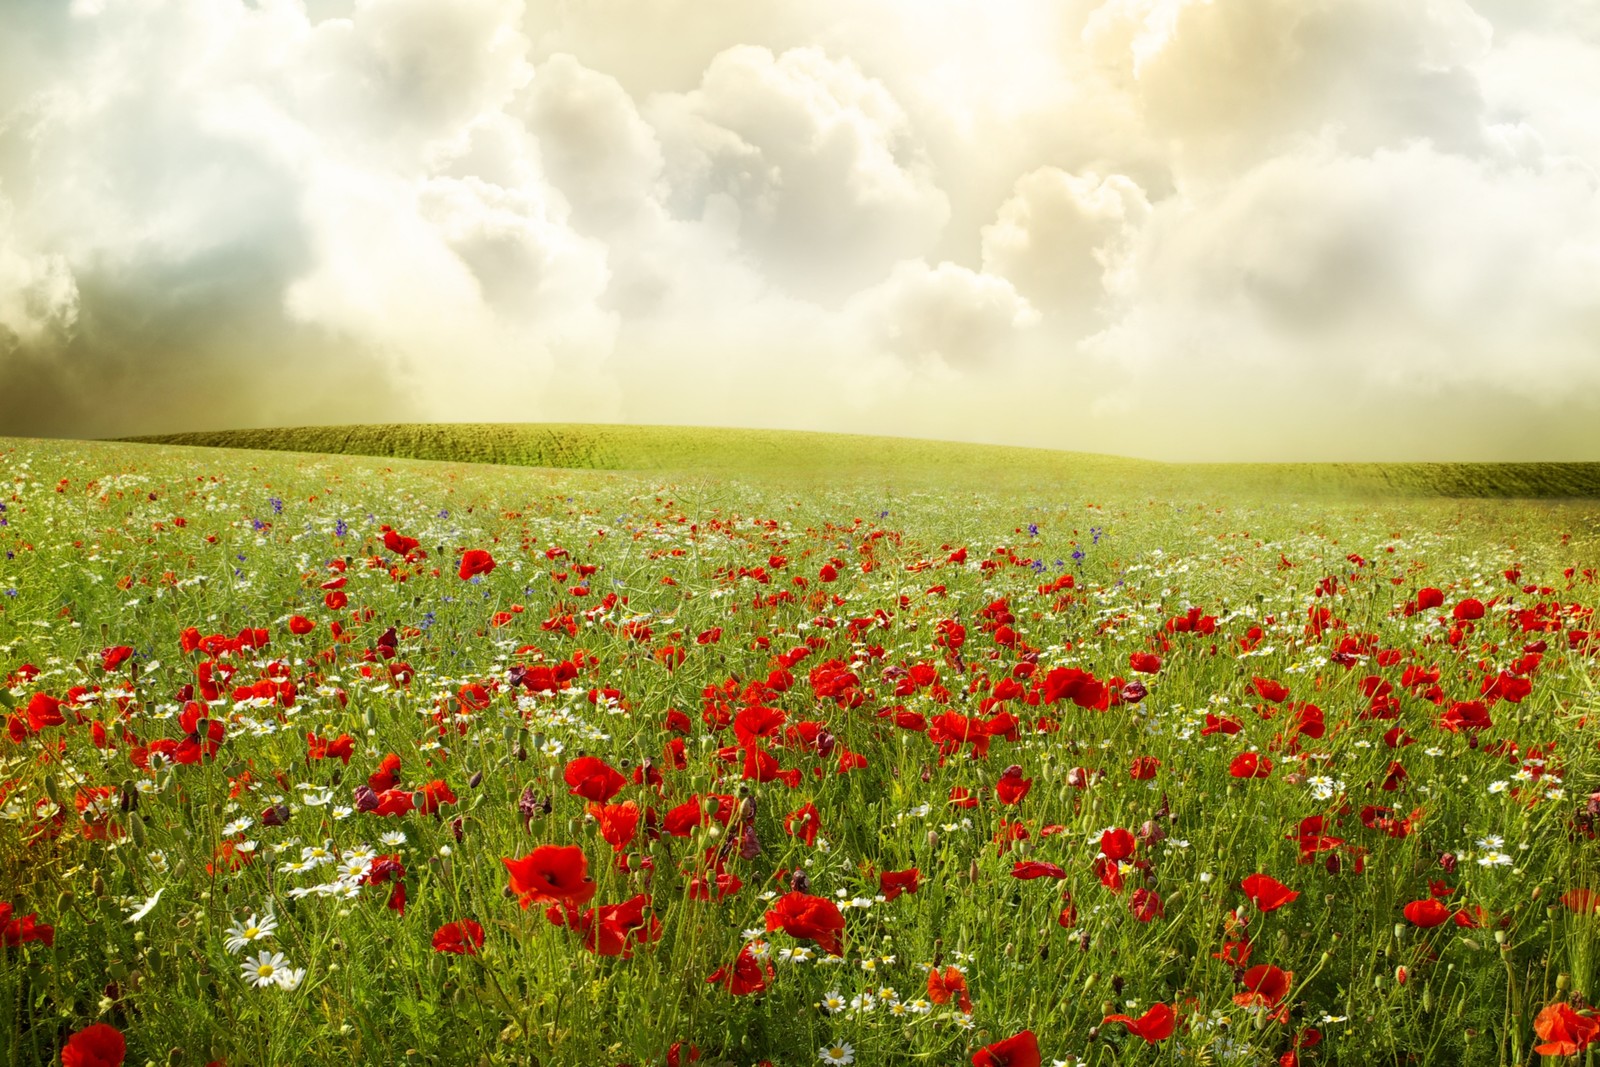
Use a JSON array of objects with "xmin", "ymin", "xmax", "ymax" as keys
[
  {"xmin": 1403, "ymin": 898, "xmax": 1451, "ymax": 928},
  {"xmin": 763, "ymin": 892, "xmax": 846, "ymax": 955},
  {"xmin": 1100, "ymin": 827, "xmax": 1136, "ymax": 861},
  {"xmin": 100, "ymin": 646, "xmax": 134, "ymax": 672},
  {"xmin": 432, "ymin": 919, "xmax": 485, "ymax": 955},
  {"xmin": 995, "ymin": 765, "xmax": 1033, "ymax": 804},
  {"xmin": 1452, "ymin": 598, "xmax": 1485, "ymax": 621},
  {"xmin": 1234, "ymin": 965, "xmax": 1293, "ymax": 1009},
  {"xmin": 287, "ymin": 615, "xmax": 316, "ymax": 635},
  {"xmin": 879, "ymin": 868, "xmax": 920, "ymax": 901},
  {"xmin": 587, "ymin": 801, "xmax": 640, "ymax": 852},
  {"xmin": 1128, "ymin": 756, "xmax": 1160, "ymax": 780},
  {"xmin": 503, "ymin": 845, "xmax": 597, "ymax": 909},
  {"xmin": 971, "ymin": 1030, "xmax": 1039, "ymax": 1067},
  {"xmin": 785, "ymin": 802, "xmax": 823, "ymax": 846},
  {"xmin": 928, "ymin": 965, "xmax": 974, "ymax": 1013},
  {"xmin": 556, "ymin": 893, "xmax": 661, "ymax": 957},
  {"xmin": 458, "ymin": 549, "xmax": 496, "ymax": 580},
  {"xmin": 61, "ymin": 1022, "xmax": 126, "ymax": 1067},
  {"xmin": 1229, "ymin": 752, "xmax": 1272, "ymax": 779},
  {"xmin": 1534, "ymin": 1001, "xmax": 1600, "ymax": 1056},
  {"xmin": 1011, "ymin": 861, "xmax": 1067, "ymax": 880},
  {"xmin": 1129, "ymin": 652, "xmax": 1161, "ymax": 674},
  {"xmin": 563, "ymin": 756, "xmax": 626, "ymax": 803},
  {"xmin": 1103, "ymin": 1002, "xmax": 1176, "ymax": 1044},
  {"xmin": 1129, "ymin": 888, "xmax": 1164, "ymax": 922},
  {"xmin": 707, "ymin": 944, "xmax": 774, "ymax": 995},
  {"xmin": 1252, "ymin": 677, "xmax": 1290, "ymax": 703},
  {"xmin": 1241, "ymin": 874, "xmax": 1299, "ymax": 912}
]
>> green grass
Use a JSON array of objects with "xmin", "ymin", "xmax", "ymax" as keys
[
  {"xmin": 1, "ymin": 434, "xmax": 1599, "ymax": 1067},
  {"xmin": 121, "ymin": 422, "xmax": 1600, "ymax": 499}
]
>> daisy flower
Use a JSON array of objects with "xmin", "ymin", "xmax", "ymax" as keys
[
  {"xmin": 241, "ymin": 950, "xmax": 292, "ymax": 988},
  {"xmin": 818, "ymin": 1042, "xmax": 855, "ymax": 1065},
  {"xmin": 225, "ymin": 912, "xmax": 279, "ymax": 954}
]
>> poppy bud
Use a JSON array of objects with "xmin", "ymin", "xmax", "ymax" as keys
[
  {"xmin": 1395, "ymin": 966, "xmax": 1408, "ymax": 986},
  {"xmin": 927, "ymin": 830, "xmax": 939, "ymax": 850},
  {"xmin": 469, "ymin": 770, "xmax": 483, "ymax": 789}
]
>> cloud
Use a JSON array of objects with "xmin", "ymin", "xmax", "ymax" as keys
[
  {"xmin": 981, "ymin": 167, "xmax": 1150, "ymax": 332},
  {"xmin": 1, "ymin": 0, "xmax": 1599, "ymax": 457},
  {"xmin": 647, "ymin": 45, "xmax": 950, "ymax": 302},
  {"xmin": 847, "ymin": 259, "xmax": 1038, "ymax": 371}
]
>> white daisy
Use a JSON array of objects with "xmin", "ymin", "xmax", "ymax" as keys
[
  {"xmin": 818, "ymin": 1042, "xmax": 855, "ymax": 1065},
  {"xmin": 241, "ymin": 950, "xmax": 292, "ymax": 988},
  {"xmin": 225, "ymin": 912, "xmax": 279, "ymax": 954},
  {"xmin": 124, "ymin": 889, "xmax": 164, "ymax": 924}
]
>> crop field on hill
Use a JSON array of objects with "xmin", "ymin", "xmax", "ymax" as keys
[
  {"xmin": 3, "ymin": 434, "xmax": 1600, "ymax": 1066},
  {"xmin": 124, "ymin": 423, "xmax": 1600, "ymax": 500}
]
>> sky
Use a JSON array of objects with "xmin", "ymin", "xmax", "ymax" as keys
[{"xmin": 2, "ymin": 0, "xmax": 1600, "ymax": 461}]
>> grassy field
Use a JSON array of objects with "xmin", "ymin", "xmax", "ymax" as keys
[
  {"xmin": 122, "ymin": 423, "xmax": 1600, "ymax": 500},
  {"xmin": 3, "ymin": 432, "xmax": 1600, "ymax": 1066}
]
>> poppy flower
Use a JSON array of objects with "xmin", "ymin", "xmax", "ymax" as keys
[
  {"xmin": 1129, "ymin": 888, "xmax": 1164, "ymax": 922},
  {"xmin": 558, "ymin": 893, "xmax": 661, "ymax": 957},
  {"xmin": 1100, "ymin": 827, "xmax": 1136, "ymax": 861},
  {"xmin": 503, "ymin": 845, "xmax": 597, "ymax": 909},
  {"xmin": 927, "ymin": 964, "xmax": 974, "ymax": 1012},
  {"xmin": 1452, "ymin": 598, "xmax": 1485, "ymax": 621},
  {"xmin": 1403, "ymin": 898, "xmax": 1451, "ymax": 928},
  {"xmin": 1534, "ymin": 1001, "xmax": 1600, "ymax": 1055},
  {"xmin": 1103, "ymin": 1002, "xmax": 1176, "ymax": 1044},
  {"xmin": 1129, "ymin": 652, "xmax": 1161, "ymax": 674},
  {"xmin": 879, "ymin": 868, "xmax": 920, "ymax": 901},
  {"xmin": 995, "ymin": 765, "xmax": 1033, "ymax": 804},
  {"xmin": 587, "ymin": 801, "xmax": 640, "ymax": 852},
  {"xmin": 61, "ymin": 1022, "xmax": 125, "ymax": 1067},
  {"xmin": 458, "ymin": 549, "xmax": 496, "ymax": 580},
  {"xmin": 287, "ymin": 615, "xmax": 316, "ymax": 635},
  {"xmin": 1011, "ymin": 860, "xmax": 1067, "ymax": 880},
  {"xmin": 971, "ymin": 1030, "xmax": 1039, "ymax": 1067},
  {"xmin": 432, "ymin": 919, "xmax": 485, "ymax": 955},
  {"xmin": 707, "ymin": 944, "xmax": 774, "ymax": 995},
  {"xmin": 764, "ymin": 892, "xmax": 846, "ymax": 955},
  {"xmin": 1233, "ymin": 965, "xmax": 1293, "ymax": 1010},
  {"xmin": 1128, "ymin": 756, "xmax": 1160, "ymax": 780},
  {"xmin": 1229, "ymin": 752, "xmax": 1272, "ymax": 779},
  {"xmin": 1241, "ymin": 874, "xmax": 1299, "ymax": 912},
  {"xmin": 563, "ymin": 756, "xmax": 626, "ymax": 803},
  {"xmin": 1252, "ymin": 677, "xmax": 1290, "ymax": 703},
  {"xmin": 100, "ymin": 646, "xmax": 134, "ymax": 672}
]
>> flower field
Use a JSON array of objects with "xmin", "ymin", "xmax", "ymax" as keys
[{"xmin": 2, "ymin": 435, "xmax": 1599, "ymax": 1067}]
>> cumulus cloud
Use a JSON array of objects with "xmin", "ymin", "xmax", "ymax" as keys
[{"xmin": 0, "ymin": 0, "xmax": 1598, "ymax": 457}]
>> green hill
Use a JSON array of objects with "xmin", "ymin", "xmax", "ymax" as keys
[{"xmin": 120, "ymin": 422, "xmax": 1600, "ymax": 499}]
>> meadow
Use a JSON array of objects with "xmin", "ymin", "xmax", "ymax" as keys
[{"xmin": 3, "ymin": 430, "xmax": 1600, "ymax": 1067}]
